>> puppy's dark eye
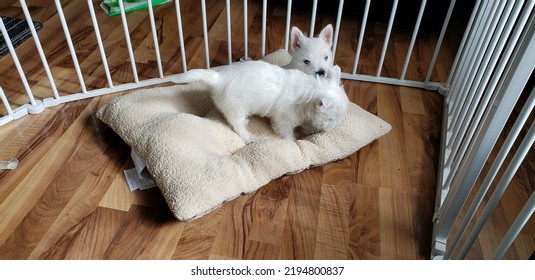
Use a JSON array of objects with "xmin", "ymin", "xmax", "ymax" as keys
[
  {"xmin": 324, "ymin": 56, "xmax": 329, "ymax": 61},
  {"xmin": 304, "ymin": 59, "xmax": 310, "ymax": 65}
]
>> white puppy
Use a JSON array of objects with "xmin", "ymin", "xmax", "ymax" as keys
[
  {"xmin": 283, "ymin": 24, "xmax": 334, "ymax": 77},
  {"xmin": 173, "ymin": 60, "xmax": 348, "ymax": 143}
]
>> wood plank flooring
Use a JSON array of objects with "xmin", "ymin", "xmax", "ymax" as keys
[{"xmin": 0, "ymin": 0, "xmax": 530, "ymax": 260}]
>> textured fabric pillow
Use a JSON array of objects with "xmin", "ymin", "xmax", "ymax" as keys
[{"xmin": 96, "ymin": 51, "xmax": 391, "ymax": 220}]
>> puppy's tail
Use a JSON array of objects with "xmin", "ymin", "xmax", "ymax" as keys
[{"xmin": 172, "ymin": 69, "xmax": 220, "ymax": 85}]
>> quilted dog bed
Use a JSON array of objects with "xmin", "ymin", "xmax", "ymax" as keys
[{"xmin": 96, "ymin": 51, "xmax": 391, "ymax": 221}]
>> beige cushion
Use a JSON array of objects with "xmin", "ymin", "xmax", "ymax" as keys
[{"xmin": 96, "ymin": 50, "xmax": 391, "ymax": 220}]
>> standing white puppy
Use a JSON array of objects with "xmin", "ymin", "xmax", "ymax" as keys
[
  {"xmin": 173, "ymin": 60, "xmax": 348, "ymax": 143},
  {"xmin": 283, "ymin": 24, "xmax": 334, "ymax": 77}
]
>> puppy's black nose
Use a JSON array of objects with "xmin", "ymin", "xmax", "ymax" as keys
[{"xmin": 315, "ymin": 69, "xmax": 326, "ymax": 77}]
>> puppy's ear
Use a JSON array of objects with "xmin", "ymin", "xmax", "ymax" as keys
[
  {"xmin": 290, "ymin": 26, "xmax": 306, "ymax": 50},
  {"xmin": 327, "ymin": 65, "xmax": 342, "ymax": 84},
  {"xmin": 316, "ymin": 97, "xmax": 332, "ymax": 109},
  {"xmin": 316, "ymin": 99, "xmax": 325, "ymax": 109},
  {"xmin": 319, "ymin": 24, "xmax": 333, "ymax": 48}
]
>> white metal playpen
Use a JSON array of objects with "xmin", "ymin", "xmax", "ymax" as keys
[{"xmin": 0, "ymin": 0, "xmax": 533, "ymax": 259}]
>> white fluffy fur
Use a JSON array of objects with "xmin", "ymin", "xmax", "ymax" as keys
[
  {"xmin": 283, "ymin": 24, "xmax": 334, "ymax": 76},
  {"xmin": 173, "ymin": 60, "xmax": 349, "ymax": 143}
]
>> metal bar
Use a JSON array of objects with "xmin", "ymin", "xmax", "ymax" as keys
[
  {"xmin": 447, "ymin": 0, "xmax": 489, "ymax": 108},
  {"xmin": 493, "ymin": 189, "xmax": 535, "ymax": 259},
  {"xmin": 341, "ymin": 73, "xmax": 441, "ymax": 90},
  {"xmin": 226, "ymin": 0, "xmax": 232, "ymax": 64},
  {"xmin": 284, "ymin": 0, "xmax": 293, "ymax": 51},
  {"xmin": 445, "ymin": 79, "xmax": 534, "ymax": 260},
  {"xmin": 446, "ymin": 0, "xmax": 506, "ymax": 164},
  {"xmin": 0, "ymin": 17, "xmax": 38, "ymax": 107},
  {"xmin": 0, "ymin": 86, "xmax": 13, "ymax": 117},
  {"xmin": 50, "ymin": 75, "xmax": 190, "ymax": 104},
  {"xmin": 448, "ymin": 0, "xmax": 502, "ymax": 133},
  {"xmin": 0, "ymin": 116, "xmax": 12, "ymax": 126},
  {"xmin": 147, "ymin": 0, "xmax": 164, "ymax": 78},
  {"xmin": 433, "ymin": 11, "xmax": 535, "ymax": 258},
  {"xmin": 201, "ymin": 0, "xmax": 210, "ymax": 68},
  {"xmin": 376, "ymin": 0, "xmax": 398, "ymax": 77},
  {"xmin": 118, "ymin": 0, "xmax": 139, "ymax": 82},
  {"xmin": 55, "ymin": 0, "xmax": 87, "ymax": 93},
  {"xmin": 447, "ymin": 0, "xmax": 493, "ymax": 115},
  {"xmin": 174, "ymin": 0, "xmax": 188, "ymax": 72},
  {"xmin": 457, "ymin": 121, "xmax": 535, "ymax": 259},
  {"xmin": 446, "ymin": 0, "xmax": 481, "ymax": 89},
  {"xmin": 0, "ymin": 85, "xmax": 18, "ymax": 126},
  {"xmin": 442, "ymin": 0, "xmax": 530, "ymax": 191},
  {"xmin": 352, "ymin": 0, "xmax": 370, "ymax": 75},
  {"xmin": 445, "ymin": 0, "xmax": 483, "ymax": 106},
  {"xmin": 332, "ymin": 0, "xmax": 344, "ymax": 61},
  {"xmin": 0, "ymin": 115, "xmax": 13, "ymax": 126},
  {"xmin": 21, "ymin": 0, "xmax": 60, "ymax": 100},
  {"xmin": 441, "ymin": 3, "xmax": 530, "ymax": 229},
  {"xmin": 425, "ymin": 0, "xmax": 456, "ymax": 83},
  {"xmin": 87, "ymin": 0, "xmax": 113, "ymax": 88},
  {"xmin": 261, "ymin": 0, "xmax": 267, "ymax": 57},
  {"xmin": 441, "ymin": 0, "xmax": 527, "ymax": 200},
  {"xmin": 309, "ymin": 0, "xmax": 318, "ymax": 37},
  {"xmin": 432, "ymin": 92, "xmax": 453, "ymax": 229},
  {"xmin": 447, "ymin": 0, "xmax": 513, "ymax": 170},
  {"xmin": 243, "ymin": 0, "xmax": 248, "ymax": 60},
  {"xmin": 49, "ymin": 64, "xmax": 243, "ymax": 104},
  {"xmin": 0, "ymin": 86, "xmax": 15, "ymax": 126},
  {"xmin": 400, "ymin": 0, "xmax": 427, "ymax": 80}
]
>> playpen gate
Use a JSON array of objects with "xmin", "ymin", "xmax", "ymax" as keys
[{"xmin": 0, "ymin": 0, "xmax": 533, "ymax": 259}]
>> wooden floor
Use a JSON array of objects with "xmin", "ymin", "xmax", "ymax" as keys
[{"xmin": 2, "ymin": 0, "xmax": 527, "ymax": 260}]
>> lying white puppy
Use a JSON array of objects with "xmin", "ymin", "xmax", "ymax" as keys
[{"xmin": 173, "ymin": 60, "xmax": 348, "ymax": 143}]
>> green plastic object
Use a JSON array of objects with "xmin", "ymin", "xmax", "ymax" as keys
[{"xmin": 100, "ymin": 0, "xmax": 173, "ymax": 16}]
